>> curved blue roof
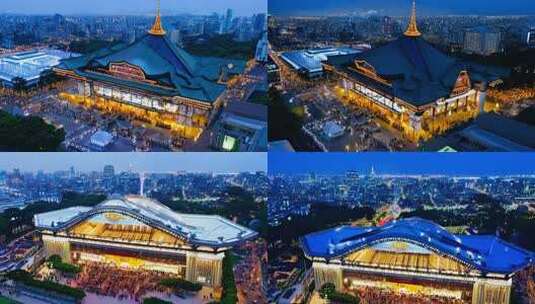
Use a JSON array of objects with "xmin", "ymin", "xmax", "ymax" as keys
[{"xmin": 301, "ymin": 217, "xmax": 534, "ymax": 275}]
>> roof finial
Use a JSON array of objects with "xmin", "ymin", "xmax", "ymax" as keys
[
  {"xmin": 149, "ymin": 0, "xmax": 166, "ymax": 36},
  {"xmin": 404, "ymin": 0, "xmax": 421, "ymax": 37}
]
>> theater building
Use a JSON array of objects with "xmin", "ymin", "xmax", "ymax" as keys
[
  {"xmin": 34, "ymin": 195, "xmax": 257, "ymax": 288},
  {"xmin": 324, "ymin": 1, "xmax": 507, "ymax": 142},
  {"xmin": 54, "ymin": 3, "xmax": 246, "ymax": 140},
  {"xmin": 301, "ymin": 218, "xmax": 534, "ymax": 304}
]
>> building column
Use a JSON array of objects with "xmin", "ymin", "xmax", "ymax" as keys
[
  {"xmin": 340, "ymin": 79, "xmax": 349, "ymax": 94},
  {"xmin": 409, "ymin": 111, "xmax": 423, "ymax": 132},
  {"xmin": 477, "ymin": 89, "xmax": 487, "ymax": 113},
  {"xmin": 77, "ymin": 81, "xmax": 90, "ymax": 97},
  {"xmin": 41, "ymin": 235, "xmax": 71, "ymax": 263},
  {"xmin": 185, "ymin": 251, "xmax": 225, "ymax": 288},
  {"xmin": 474, "ymin": 82, "xmax": 488, "ymax": 113},
  {"xmin": 312, "ymin": 262, "xmax": 343, "ymax": 291},
  {"xmin": 472, "ymin": 279, "xmax": 512, "ymax": 304}
]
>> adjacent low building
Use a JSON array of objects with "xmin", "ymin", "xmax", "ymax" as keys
[
  {"xmin": 422, "ymin": 113, "xmax": 535, "ymax": 152},
  {"xmin": 212, "ymin": 101, "xmax": 267, "ymax": 152},
  {"xmin": 322, "ymin": 121, "xmax": 345, "ymax": 139},
  {"xmin": 0, "ymin": 49, "xmax": 75, "ymax": 88},
  {"xmin": 34, "ymin": 195, "xmax": 257, "ymax": 288},
  {"xmin": 281, "ymin": 47, "xmax": 362, "ymax": 79},
  {"xmin": 89, "ymin": 130, "xmax": 114, "ymax": 151},
  {"xmin": 301, "ymin": 218, "xmax": 534, "ymax": 304}
]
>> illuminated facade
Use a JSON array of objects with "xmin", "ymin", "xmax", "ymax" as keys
[
  {"xmin": 324, "ymin": 1, "xmax": 507, "ymax": 141},
  {"xmin": 34, "ymin": 196, "xmax": 257, "ymax": 287},
  {"xmin": 54, "ymin": 3, "xmax": 246, "ymax": 140},
  {"xmin": 301, "ymin": 218, "xmax": 534, "ymax": 304}
]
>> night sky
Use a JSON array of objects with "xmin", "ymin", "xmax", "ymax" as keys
[
  {"xmin": 0, "ymin": 153, "xmax": 267, "ymax": 173},
  {"xmin": 0, "ymin": 0, "xmax": 266, "ymax": 16},
  {"xmin": 269, "ymin": 153, "xmax": 535, "ymax": 176},
  {"xmin": 269, "ymin": 0, "xmax": 535, "ymax": 16}
]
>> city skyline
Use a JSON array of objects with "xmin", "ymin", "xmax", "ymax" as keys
[
  {"xmin": 269, "ymin": 0, "xmax": 535, "ymax": 16},
  {"xmin": 0, "ymin": 153, "xmax": 267, "ymax": 173},
  {"xmin": 269, "ymin": 153, "xmax": 535, "ymax": 176},
  {"xmin": 0, "ymin": 0, "xmax": 266, "ymax": 16}
]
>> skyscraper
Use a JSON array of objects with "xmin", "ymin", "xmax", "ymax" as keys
[
  {"xmin": 170, "ymin": 29, "xmax": 182, "ymax": 47},
  {"xmin": 103, "ymin": 165, "xmax": 115, "ymax": 179},
  {"xmin": 463, "ymin": 26, "xmax": 502, "ymax": 55},
  {"xmin": 103, "ymin": 165, "xmax": 115, "ymax": 189},
  {"xmin": 224, "ymin": 8, "xmax": 234, "ymax": 33}
]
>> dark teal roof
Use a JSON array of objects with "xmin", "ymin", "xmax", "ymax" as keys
[
  {"xmin": 327, "ymin": 36, "xmax": 509, "ymax": 107},
  {"xmin": 58, "ymin": 34, "xmax": 246, "ymax": 103}
]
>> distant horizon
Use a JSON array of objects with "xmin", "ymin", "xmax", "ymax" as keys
[
  {"xmin": 269, "ymin": 12, "xmax": 535, "ymax": 18},
  {"xmin": 0, "ymin": 0, "xmax": 266, "ymax": 17},
  {"xmin": 0, "ymin": 153, "xmax": 267, "ymax": 173},
  {"xmin": 269, "ymin": 0, "xmax": 535, "ymax": 17},
  {"xmin": 269, "ymin": 153, "xmax": 535, "ymax": 176},
  {"xmin": 0, "ymin": 12, "xmax": 262, "ymax": 17}
]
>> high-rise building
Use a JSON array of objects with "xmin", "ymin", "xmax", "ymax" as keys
[
  {"xmin": 345, "ymin": 170, "xmax": 359, "ymax": 182},
  {"xmin": 253, "ymin": 13, "xmax": 267, "ymax": 34},
  {"xmin": 463, "ymin": 26, "xmax": 502, "ymax": 55},
  {"xmin": 103, "ymin": 165, "xmax": 115, "ymax": 179},
  {"xmin": 382, "ymin": 16, "xmax": 395, "ymax": 36},
  {"xmin": 223, "ymin": 8, "xmax": 234, "ymax": 33},
  {"xmin": 169, "ymin": 29, "xmax": 183, "ymax": 47},
  {"xmin": 524, "ymin": 27, "xmax": 535, "ymax": 48},
  {"xmin": 1, "ymin": 33, "xmax": 14, "ymax": 49},
  {"xmin": 255, "ymin": 31, "xmax": 269, "ymax": 63}
]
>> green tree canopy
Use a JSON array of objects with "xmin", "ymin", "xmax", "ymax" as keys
[{"xmin": 0, "ymin": 110, "xmax": 65, "ymax": 151}]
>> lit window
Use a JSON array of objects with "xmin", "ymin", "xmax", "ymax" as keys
[{"xmin": 222, "ymin": 136, "xmax": 237, "ymax": 151}]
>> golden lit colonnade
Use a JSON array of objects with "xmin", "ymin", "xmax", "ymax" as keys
[
  {"xmin": 301, "ymin": 218, "xmax": 534, "ymax": 304},
  {"xmin": 53, "ymin": 2, "xmax": 246, "ymax": 140},
  {"xmin": 34, "ymin": 195, "xmax": 257, "ymax": 287},
  {"xmin": 323, "ymin": 1, "xmax": 507, "ymax": 142}
]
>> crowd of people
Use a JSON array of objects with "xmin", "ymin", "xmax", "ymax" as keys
[
  {"xmin": 70, "ymin": 262, "xmax": 174, "ymax": 302},
  {"xmin": 355, "ymin": 287, "xmax": 468, "ymax": 304},
  {"xmin": 488, "ymin": 87, "xmax": 535, "ymax": 104},
  {"xmin": 513, "ymin": 265, "xmax": 535, "ymax": 303}
]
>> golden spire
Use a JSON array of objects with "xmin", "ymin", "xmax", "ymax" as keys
[
  {"xmin": 404, "ymin": 0, "xmax": 421, "ymax": 37},
  {"xmin": 149, "ymin": 0, "xmax": 166, "ymax": 36}
]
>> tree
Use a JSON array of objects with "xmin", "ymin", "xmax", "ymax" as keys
[
  {"xmin": 0, "ymin": 110, "xmax": 65, "ymax": 151},
  {"xmin": 143, "ymin": 297, "xmax": 172, "ymax": 304},
  {"xmin": 268, "ymin": 87, "xmax": 319, "ymax": 151},
  {"xmin": 319, "ymin": 283, "xmax": 336, "ymax": 299},
  {"xmin": 220, "ymin": 252, "xmax": 238, "ymax": 304},
  {"xmin": 184, "ymin": 34, "xmax": 257, "ymax": 60},
  {"xmin": 47, "ymin": 255, "xmax": 81, "ymax": 274},
  {"xmin": 6, "ymin": 270, "xmax": 86, "ymax": 301},
  {"xmin": 319, "ymin": 283, "xmax": 359, "ymax": 304}
]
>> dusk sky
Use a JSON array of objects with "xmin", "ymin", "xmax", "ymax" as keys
[
  {"xmin": 269, "ymin": 0, "xmax": 535, "ymax": 16},
  {"xmin": 269, "ymin": 153, "xmax": 535, "ymax": 176},
  {"xmin": 0, "ymin": 0, "xmax": 266, "ymax": 16},
  {"xmin": 0, "ymin": 153, "xmax": 267, "ymax": 173}
]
